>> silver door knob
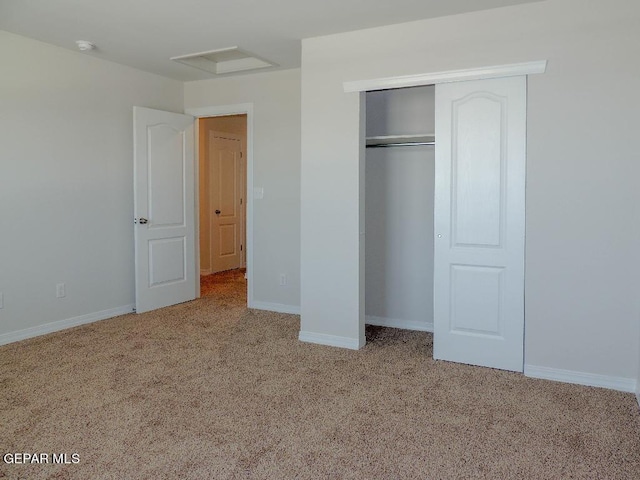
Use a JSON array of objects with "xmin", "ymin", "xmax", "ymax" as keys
[{"xmin": 139, "ymin": 218, "xmax": 148, "ymax": 224}]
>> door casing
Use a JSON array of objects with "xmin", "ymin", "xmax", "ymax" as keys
[{"xmin": 185, "ymin": 104, "xmax": 255, "ymax": 305}]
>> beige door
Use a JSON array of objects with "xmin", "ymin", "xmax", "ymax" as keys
[{"xmin": 209, "ymin": 132, "xmax": 243, "ymax": 272}]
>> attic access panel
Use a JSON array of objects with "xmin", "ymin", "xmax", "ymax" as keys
[{"xmin": 171, "ymin": 47, "xmax": 275, "ymax": 76}]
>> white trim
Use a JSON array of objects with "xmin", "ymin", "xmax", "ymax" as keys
[
  {"xmin": 343, "ymin": 61, "xmax": 547, "ymax": 93},
  {"xmin": 185, "ymin": 103, "xmax": 255, "ymax": 310},
  {"xmin": 200, "ymin": 269, "xmax": 212, "ymax": 276},
  {"xmin": 194, "ymin": 117, "xmax": 202, "ymax": 299},
  {"xmin": 636, "ymin": 390, "xmax": 640, "ymax": 408},
  {"xmin": 250, "ymin": 301, "xmax": 300, "ymax": 315},
  {"xmin": 524, "ymin": 365, "xmax": 637, "ymax": 393},
  {"xmin": 298, "ymin": 331, "xmax": 363, "ymax": 350},
  {"xmin": 365, "ymin": 315, "xmax": 433, "ymax": 332},
  {"xmin": 186, "ymin": 103, "xmax": 254, "ymax": 117},
  {"xmin": 0, "ymin": 305, "xmax": 135, "ymax": 346}
]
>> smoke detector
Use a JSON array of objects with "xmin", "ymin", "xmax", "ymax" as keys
[{"xmin": 76, "ymin": 40, "xmax": 96, "ymax": 52}]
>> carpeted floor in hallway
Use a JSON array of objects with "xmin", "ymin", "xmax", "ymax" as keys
[{"xmin": 200, "ymin": 268, "xmax": 247, "ymax": 301}]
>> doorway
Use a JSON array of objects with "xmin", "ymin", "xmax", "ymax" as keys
[{"xmin": 198, "ymin": 114, "xmax": 248, "ymax": 300}]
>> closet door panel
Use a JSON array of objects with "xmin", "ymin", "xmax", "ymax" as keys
[
  {"xmin": 452, "ymin": 94, "xmax": 505, "ymax": 248},
  {"xmin": 434, "ymin": 76, "xmax": 526, "ymax": 372}
]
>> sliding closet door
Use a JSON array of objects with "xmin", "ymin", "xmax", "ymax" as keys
[{"xmin": 433, "ymin": 76, "xmax": 526, "ymax": 372}]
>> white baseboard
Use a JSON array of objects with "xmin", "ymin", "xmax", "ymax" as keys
[
  {"xmin": 200, "ymin": 269, "xmax": 212, "ymax": 276},
  {"xmin": 365, "ymin": 315, "xmax": 433, "ymax": 332},
  {"xmin": 298, "ymin": 330, "xmax": 363, "ymax": 350},
  {"xmin": 524, "ymin": 364, "xmax": 637, "ymax": 393},
  {"xmin": 250, "ymin": 301, "xmax": 300, "ymax": 315},
  {"xmin": 0, "ymin": 305, "xmax": 135, "ymax": 346},
  {"xmin": 636, "ymin": 390, "xmax": 640, "ymax": 408}
]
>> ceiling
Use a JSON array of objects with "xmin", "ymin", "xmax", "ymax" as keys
[{"xmin": 0, "ymin": 0, "xmax": 543, "ymax": 81}]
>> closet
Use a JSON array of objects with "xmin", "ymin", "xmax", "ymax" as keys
[
  {"xmin": 365, "ymin": 85, "xmax": 436, "ymax": 332},
  {"xmin": 363, "ymin": 76, "xmax": 527, "ymax": 372}
]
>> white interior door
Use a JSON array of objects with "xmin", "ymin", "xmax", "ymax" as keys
[
  {"xmin": 134, "ymin": 107, "xmax": 196, "ymax": 313},
  {"xmin": 433, "ymin": 76, "xmax": 526, "ymax": 372},
  {"xmin": 210, "ymin": 132, "xmax": 243, "ymax": 273}
]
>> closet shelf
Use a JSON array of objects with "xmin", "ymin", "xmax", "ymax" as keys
[{"xmin": 366, "ymin": 134, "xmax": 435, "ymax": 148}]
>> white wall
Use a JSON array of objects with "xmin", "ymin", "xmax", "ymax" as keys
[
  {"xmin": 0, "ymin": 31, "xmax": 184, "ymax": 342},
  {"xmin": 300, "ymin": 0, "xmax": 640, "ymax": 385},
  {"xmin": 365, "ymin": 87, "xmax": 435, "ymax": 331},
  {"xmin": 366, "ymin": 87, "xmax": 435, "ymax": 138},
  {"xmin": 184, "ymin": 70, "xmax": 301, "ymax": 312}
]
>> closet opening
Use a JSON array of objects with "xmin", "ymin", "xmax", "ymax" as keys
[
  {"xmin": 364, "ymin": 85, "xmax": 436, "ymax": 336},
  {"xmin": 359, "ymin": 72, "xmax": 529, "ymax": 372}
]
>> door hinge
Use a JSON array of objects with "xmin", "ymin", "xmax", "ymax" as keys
[
  {"xmin": 240, "ymin": 198, "xmax": 243, "ymax": 205},
  {"xmin": 240, "ymin": 152, "xmax": 243, "ymax": 158},
  {"xmin": 240, "ymin": 244, "xmax": 243, "ymax": 251}
]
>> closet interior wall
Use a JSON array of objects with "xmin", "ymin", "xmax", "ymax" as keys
[{"xmin": 365, "ymin": 85, "xmax": 435, "ymax": 331}]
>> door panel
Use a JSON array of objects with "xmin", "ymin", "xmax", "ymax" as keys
[
  {"xmin": 434, "ymin": 76, "xmax": 526, "ymax": 372},
  {"xmin": 450, "ymin": 265, "xmax": 504, "ymax": 336},
  {"xmin": 219, "ymin": 224, "xmax": 237, "ymax": 256},
  {"xmin": 148, "ymin": 124, "xmax": 185, "ymax": 227},
  {"xmin": 210, "ymin": 133, "xmax": 242, "ymax": 272},
  {"xmin": 148, "ymin": 237, "xmax": 186, "ymax": 286},
  {"xmin": 452, "ymin": 94, "xmax": 504, "ymax": 247},
  {"xmin": 134, "ymin": 107, "xmax": 196, "ymax": 313}
]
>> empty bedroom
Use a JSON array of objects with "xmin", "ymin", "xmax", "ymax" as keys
[{"xmin": 1, "ymin": 0, "xmax": 639, "ymax": 478}]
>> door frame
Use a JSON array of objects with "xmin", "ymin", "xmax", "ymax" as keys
[
  {"xmin": 343, "ymin": 61, "xmax": 546, "ymax": 356},
  {"xmin": 185, "ymin": 103, "xmax": 254, "ymax": 306}
]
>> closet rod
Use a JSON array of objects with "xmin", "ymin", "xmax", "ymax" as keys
[
  {"xmin": 366, "ymin": 134, "xmax": 435, "ymax": 148},
  {"xmin": 366, "ymin": 141, "xmax": 435, "ymax": 148}
]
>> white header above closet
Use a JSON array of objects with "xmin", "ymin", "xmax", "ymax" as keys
[{"xmin": 343, "ymin": 60, "xmax": 547, "ymax": 93}]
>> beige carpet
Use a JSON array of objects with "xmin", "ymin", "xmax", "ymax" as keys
[{"xmin": 1, "ymin": 271, "xmax": 639, "ymax": 479}]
